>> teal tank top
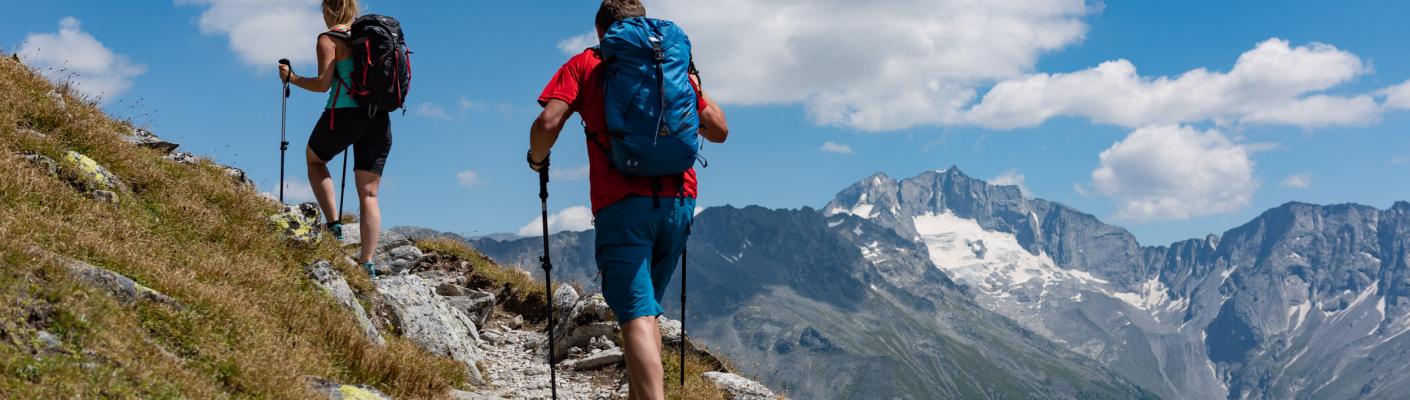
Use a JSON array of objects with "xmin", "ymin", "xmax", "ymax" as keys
[{"xmin": 326, "ymin": 58, "xmax": 358, "ymax": 109}]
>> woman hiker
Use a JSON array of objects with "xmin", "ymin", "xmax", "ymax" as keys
[{"xmin": 277, "ymin": 0, "xmax": 391, "ymax": 276}]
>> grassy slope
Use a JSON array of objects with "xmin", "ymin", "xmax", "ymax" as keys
[{"xmin": 0, "ymin": 52, "xmax": 464, "ymax": 398}]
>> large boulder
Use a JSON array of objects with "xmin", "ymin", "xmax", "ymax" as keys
[
  {"xmin": 375, "ymin": 275, "xmax": 485, "ymax": 385},
  {"xmin": 270, "ymin": 203, "xmax": 322, "ymax": 245},
  {"xmin": 121, "ymin": 127, "xmax": 179, "ymax": 154},
  {"xmin": 306, "ymin": 261, "xmax": 383, "ymax": 346},
  {"xmin": 703, "ymin": 372, "xmax": 777, "ymax": 400}
]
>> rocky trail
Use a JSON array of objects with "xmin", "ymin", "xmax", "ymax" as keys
[{"xmin": 298, "ymin": 220, "xmax": 777, "ymax": 399}]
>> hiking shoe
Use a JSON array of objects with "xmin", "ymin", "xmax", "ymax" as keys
[
  {"xmin": 363, "ymin": 262, "xmax": 377, "ymax": 278},
  {"xmin": 326, "ymin": 222, "xmax": 344, "ymax": 242}
]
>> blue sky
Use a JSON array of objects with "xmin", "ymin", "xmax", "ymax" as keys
[{"xmin": 4, "ymin": 1, "xmax": 1408, "ymax": 246}]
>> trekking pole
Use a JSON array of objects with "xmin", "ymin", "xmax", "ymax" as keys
[
  {"xmin": 537, "ymin": 166, "xmax": 558, "ymax": 399},
  {"xmin": 680, "ymin": 244, "xmax": 687, "ymax": 386},
  {"xmin": 337, "ymin": 150, "xmax": 348, "ymax": 223},
  {"xmin": 278, "ymin": 59, "xmax": 291, "ymax": 203}
]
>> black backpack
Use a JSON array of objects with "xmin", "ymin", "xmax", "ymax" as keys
[{"xmin": 326, "ymin": 14, "xmax": 411, "ymax": 113}]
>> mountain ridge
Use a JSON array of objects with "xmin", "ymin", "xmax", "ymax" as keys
[{"xmin": 458, "ymin": 166, "xmax": 1408, "ymax": 399}]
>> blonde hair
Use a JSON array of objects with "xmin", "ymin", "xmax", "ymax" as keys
[{"xmin": 323, "ymin": 0, "xmax": 359, "ymax": 27}]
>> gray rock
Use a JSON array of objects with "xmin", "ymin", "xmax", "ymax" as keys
[
  {"xmin": 375, "ymin": 275, "xmax": 484, "ymax": 385},
  {"xmin": 480, "ymin": 330, "xmax": 502, "ymax": 345},
  {"xmin": 20, "ymin": 153, "xmax": 58, "ymax": 177},
  {"xmin": 305, "ymin": 376, "xmax": 390, "ymax": 400},
  {"xmin": 445, "ymin": 289, "xmax": 497, "ymax": 330},
  {"xmin": 121, "ymin": 127, "xmax": 179, "ymax": 153},
  {"xmin": 377, "ymin": 231, "xmax": 412, "ymax": 252},
  {"xmin": 436, "ymin": 282, "xmax": 469, "ymax": 297},
  {"xmin": 554, "ymin": 285, "xmax": 579, "ymax": 312},
  {"xmin": 91, "ymin": 190, "xmax": 118, "ymax": 204},
  {"xmin": 306, "ymin": 261, "xmax": 383, "ymax": 346},
  {"xmin": 570, "ymin": 348, "xmax": 623, "ymax": 370},
  {"xmin": 164, "ymin": 151, "xmax": 201, "ymax": 165},
  {"xmin": 36, "ymin": 330, "xmax": 63, "ymax": 352},
  {"xmin": 448, "ymin": 389, "xmax": 504, "ymax": 400},
  {"xmin": 219, "ymin": 165, "xmax": 256, "ymax": 191},
  {"xmin": 387, "ymin": 245, "xmax": 424, "ymax": 273},
  {"xmin": 703, "ymin": 372, "xmax": 776, "ymax": 400},
  {"xmin": 659, "ymin": 317, "xmax": 683, "ymax": 344},
  {"xmin": 552, "ymin": 292, "xmax": 621, "ymax": 357},
  {"xmin": 30, "ymin": 246, "xmax": 179, "ymax": 308}
]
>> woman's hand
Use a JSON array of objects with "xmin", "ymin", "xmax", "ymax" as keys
[{"xmin": 278, "ymin": 63, "xmax": 294, "ymax": 83}]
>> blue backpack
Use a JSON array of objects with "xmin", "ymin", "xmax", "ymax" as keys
[{"xmin": 598, "ymin": 17, "xmax": 701, "ymax": 177}]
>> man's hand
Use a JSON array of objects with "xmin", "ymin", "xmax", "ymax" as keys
[{"xmin": 528, "ymin": 150, "xmax": 550, "ymax": 173}]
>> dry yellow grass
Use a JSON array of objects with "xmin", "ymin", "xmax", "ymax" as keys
[{"xmin": 0, "ymin": 50, "xmax": 464, "ymax": 398}]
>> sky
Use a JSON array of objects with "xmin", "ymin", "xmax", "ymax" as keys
[{"xmin": 3, "ymin": 0, "xmax": 1408, "ymax": 246}]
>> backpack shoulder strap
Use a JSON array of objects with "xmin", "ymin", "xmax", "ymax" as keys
[{"xmin": 320, "ymin": 28, "xmax": 351, "ymax": 41}]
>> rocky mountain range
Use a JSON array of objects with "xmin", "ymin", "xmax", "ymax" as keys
[{"xmin": 460, "ymin": 167, "xmax": 1410, "ymax": 399}]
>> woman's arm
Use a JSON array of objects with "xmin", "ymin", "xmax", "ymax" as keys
[
  {"xmin": 285, "ymin": 35, "xmax": 339, "ymax": 93},
  {"xmin": 694, "ymin": 74, "xmax": 729, "ymax": 143}
]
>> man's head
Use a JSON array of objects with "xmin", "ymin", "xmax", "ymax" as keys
[{"xmin": 595, "ymin": 0, "xmax": 646, "ymax": 39}]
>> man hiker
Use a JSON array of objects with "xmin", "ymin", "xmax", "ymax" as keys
[{"xmin": 528, "ymin": 0, "xmax": 729, "ymax": 398}]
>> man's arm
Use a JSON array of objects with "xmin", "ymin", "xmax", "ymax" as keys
[
  {"xmin": 529, "ymin": 99, "xmax": 573, "ymax": 169},
  {"xmin": 694, "ymin": 75, "xmax": 729, "ymax": 143}
]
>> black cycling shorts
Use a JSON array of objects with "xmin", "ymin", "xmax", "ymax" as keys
[{"xmin": 308, "ymin": 108, "xmax": 392, "ymax": 175}]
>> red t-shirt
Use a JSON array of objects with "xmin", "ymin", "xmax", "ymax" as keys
[{"xmin": 538, "ymin": 48, "xmax": 701, "ymax": 214}]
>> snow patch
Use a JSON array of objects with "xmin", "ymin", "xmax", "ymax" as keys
[
  {"xmin": 912, "ymin": 212, "xmax": 1102, "ymax": 296},
  {"xmin": 1109, "ymin": 278, "xmax": 1175, "ymax": 312}
]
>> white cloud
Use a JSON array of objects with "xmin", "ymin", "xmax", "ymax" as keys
[
  {"xmin": 177, "ymin": 0, "xmax": 326, "ymax": 68},
  {"xmin": 1380, "ymin": 80, "xmax": 1410, "ymax": 110},
  {"xmin": 266, "ymin": 180, "xmax": 316, "ymax": 203},
  {"xmin": 415, "ymin": 102, "xmax": 452, "ymax": 120},
  {"xmin": 1391, "ymin": 156, "xmax": 1410, "ymax": 166},
  {"xmin": 518, "ymin": 206, "xmax": 595, "ymax": 236},
  {"xmin": 456, "ymin": 170, "xmax": 482, "ymax": 188},
  {"xmin": 18, "ymin": 17, "xmax": 146, "ymax": 101},
  {"xmin": 989, "ymin": 170, "xmax": 1029, "ymax": 196},
  {"xmin": 1091, "ymin": 125, "xmax": 1257, "ymax": 222},
  {"xmin": 820, "ymin": 141, "xmax": 854, "ymax": 155},
  {"xmin": 968, "ymin": 39, "xmax": 1376, "ymax": 129},
  {"xmin": 551, "ymin": 164, "xmax": 590, "ymax": 181},
  {"xmin": 459, "ymin": 96, "xmax": 483, "ymax": 111},
  {"xmin": 1280, "ymin": 173, "xmax": 1312, "ymax": 189},
  {"xmin": 558, "ymin": 31, "xmax": 598, "ymax": 55},
  {"xmin": 635, "ymin": 0, "xmax": 1090, "ymax": 131}
]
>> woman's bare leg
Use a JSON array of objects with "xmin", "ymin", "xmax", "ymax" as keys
[
  {"xmin": 305, "ymin": 147, "xmax": 338, "ymax": 222},
  {"xmin": 354, "ymin": 170, "xmax": 382, "ymax": 263}
]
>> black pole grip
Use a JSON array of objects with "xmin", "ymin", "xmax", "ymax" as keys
[
  {"xmin": 538, "ymin": 168, "xmax": 550, "ymax": 202},
  {"xmin": 279, "ymin": 59, "xmax": 292, "ymax": 97}
]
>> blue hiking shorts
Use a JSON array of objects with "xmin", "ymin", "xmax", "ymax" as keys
[{"xmin": 595, "ymin": 195, "xmax": 695, "ymax": 324}]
